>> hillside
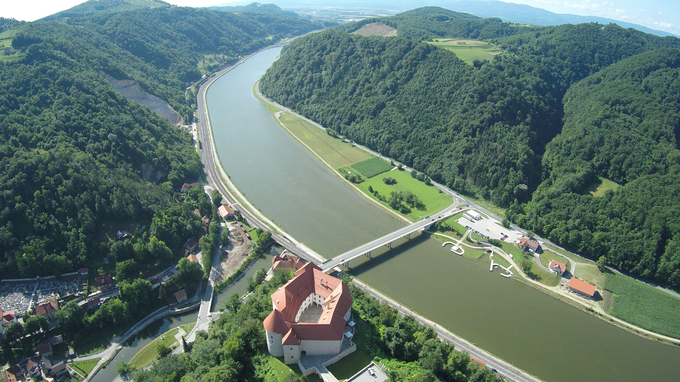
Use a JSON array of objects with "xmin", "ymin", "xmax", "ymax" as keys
[
  {"xmin": 209, "ymin": 2, "xmax": 299, "ymax": 18},
  {"xmin": 40, "ymin": 0, "xmax": 169, "ymax": 22},
  {"xmin": 259, "ymin": 8, "xmax": 680, "ymax": 287},
  {"xmin": 0, "ymin": 6, "xmax": 322, "ymax": 278}
]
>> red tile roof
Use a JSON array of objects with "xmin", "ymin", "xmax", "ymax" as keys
[
  {"xmin": 218, "ymin": 204, "xmax": 232, "ymax": 219},
  {"xmin": 517, "ymin": 237, "xmax": 540, "ymax": 251},
  {"xmin": 94, "ymin": 274, "xmax": 113, "ymax": 287},
  {"xmin": 282, "ymin": 329, "xmax": 301, "ymax": 345},
  {"xmin": 174, "ymin": 289, "xmax": 188, "ymax": 303},
  {"xmin": 549, "ymin": 260, "xmax": 567, "ymax": 274},
  {"xmin": 79, "ymin": 268, "xmax": 89, "ymax": 275},
  {"xmin": 187, "ymin": 254, "xmax": 199, "ymax": 263},
  {"xmin": 37, "ymin": 343, "xmax": 52, "ymax": 355},
  {"xmin": 35, "ymin": 299, "xmax": 58, "ymax": 317},
  {"xmin": 1, "ymin": 307, "xmax": 15, "ymax": 324},
  {"xmin": 264, "ymin": 262, "xmax": 352, "ymax": 342},
  {"xmin": 568, "ymin": 277, "xmax": 597, "ymax": 297},
  {"xmin": 272, "ymin": 253, "xmax": 306, "ymax": 271}
]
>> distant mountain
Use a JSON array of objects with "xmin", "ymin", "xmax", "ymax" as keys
[
  {"xmin": 40, "ymin": 0, "xmax": 170, "ymax": 22},
  {"xmin": 209, "ymin": 2, "xmax": 299, "ymax": 18},
  {"xmin": 254, "ymin": 0, "xmax": 675, "ymax": 37}
]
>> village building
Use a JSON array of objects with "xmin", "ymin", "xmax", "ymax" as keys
[
  {"xmin": 79, "ymin": 268, "xmax": 89, "ymax": 276},
  {"xmin": 515, "ymin": 237, "xmax": 542, "ymax": 254},
  {"xmin": 184, "ymin": 237, "xmax": 199, "ymax": 252},
  {"xmin": 218, "ymin": 204, "xmax": 234, "ymax": 220},
  {"xmin": 187, "ymin": 253, "xmax": 199, "ymax": 263},
  {"xmin": 2, "ymin": 364, "xmax": 23, "ymax": 382},
  {"xmin": 37, "ymin": 342, "xmax": 53, "ymax": 358},
  {"xmin": 549, "ymin": 260, "xmax": 567, "ymax": 276},
  {"xmin": 568, "ymin": 277, "xmax": 597, "ymax": 299},
  {"xmin": 272, "ymin": 253, "xmax": 306, "ymax": 272},
  {"xmin": 180, "ymin": 183, "xmax": 191, "ymax": 193},
  {"xmin": 0, "ymin": 307, "xmax": 16, "ymax": 328},
  {"xmin": 94, "ymin": 274, "xmax": 114, "ymax": 290},
  {"xmin": 174, "ymin": 289, "xmax": 188, "ymax": 304},
  {"xmin": 35, "ymin": 298, "xmax": 59, "ymax": 321},
  {"xmin": 263, "ymin": 263, "xmax": 353, "ymax": 365}
]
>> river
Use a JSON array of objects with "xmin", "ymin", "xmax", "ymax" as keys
[{"xmin": 206, "ymin": 46, "xmax": 680, "ymax": 382}]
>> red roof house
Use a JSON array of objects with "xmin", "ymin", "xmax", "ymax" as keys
[
  {"xmin": 549, "ymin": 260, "xmax": 567, "ymax": 276},
  {"xmin": 568, "ymin": 277, "xmax": 597, "ymax": 299},
  {"xmin": 263, "ymin": 262, "xmax": 353, "ymax": 364},
  {"xmin": 187, "ymin": 254, "xmax": 199, "ymax": 263},
  {"xmin": 0, "ymin": 307, "xmax": 16, "ymax": 327},
  {"xmin": 272, "ymin": 253, "xmax": 306, "ymax": 271},
  {"xmin": 516, "ymin": 237, "xmax": 542, "ymax": 253},
  {"xmin": 218, "ymin": 204, "xmax": 234, "ymax": 220},
  {"xmin": 35, "ymin": 298, "xmax": 59, "ymax": 320},
  {"xmin": 94, "ymin": 274, "xmax": 114, "ymax": 290},
  {"xmin": 79, "ymin": 268, "xmax": 89, "ymax": 276},
  {"xmin": 174, "ymin": 289, "xmax": 188, "ymax": 304},
  {"xmin": 180, "ymin": 183, "xmax": 191, "ymax": 193}
]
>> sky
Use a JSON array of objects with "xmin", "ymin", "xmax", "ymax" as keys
[{"xmin": 1, "ymin": 0, "xmax": 678, "ymax": 36}]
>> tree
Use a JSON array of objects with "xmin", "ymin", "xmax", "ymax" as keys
[
  {"xmin": 3, "ymin": 322, "xmax": 24, "ymax": 345},
  {"xmin": 23, "ymin": 315, "xmax": 49, "ymax": 336},
  {"xmin": 116, "ymin": 361, "xmax": 133, "ymax": 375},
  {"xmin": 520, "ymin": 257, "xmax": 533, "ymax": 274},
  {"xmin": 225, "ymin": 292, "xmax": 240, "ymax": 313},
  {"xmin": 502, "ymin": 217, "xmax": 511, "ymax": 229},
  {"xmin": 211, "ymin": 189, "xmax": 223, "ymax": 207},
  {"xmin": 55, "ymin": 301, "xmax": 85, "ymax": 334},
  {"xmin": 596, "ymin": 256, "xmax": 607, "ymax": 272},
  {"xmin": 157, "ymin": 342, "xmax": 172, "ymax": 359}
]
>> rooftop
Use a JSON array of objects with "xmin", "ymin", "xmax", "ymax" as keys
[{"xmin": 568, "ymin": 277, "xmax": 597, "ymax": 297}]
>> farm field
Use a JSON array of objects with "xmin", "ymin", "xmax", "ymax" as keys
[
  {"xmin": 428, "ymin": 38, "xmax": 502, "ymax": 65},
  {"xmin": 278, "ymin": 112, "xmax": 372, "ymax": 168},
  {"xmin": 349, "ymin": 157, "xmax": 393, "ymax": 178},
  {"xmin": 603, "ymin": 272, "xmax": 680, "ymax": 339},
  {"xmin": 358, "ymin": 169, "xmax": 452, "ymax": 221}
]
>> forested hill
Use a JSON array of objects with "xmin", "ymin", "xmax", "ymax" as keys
[
  {"xmin": 259, "ymin": 8, "xmax": 680, "ymax": 287},
  {"xmin": 0, "ymin": 7, "xmax": 321, "ymax": 278},
  {"xmin": 40, "ymin": 0, "xmax": 169, "ymax": 22}
]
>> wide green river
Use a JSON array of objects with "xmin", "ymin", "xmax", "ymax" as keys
[{"xmin": 207, "ymin": 47, "xmax": 680, "ymax": 382}]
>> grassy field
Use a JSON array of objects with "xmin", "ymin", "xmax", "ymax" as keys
[
  {"xmin": 0, "ymin": 29, "xmax": 22, "ymax": 62},
  {"xmin": 428, "ymin": 38, "xmax": 502, "ymax": 65},
  {"xmin": 278, "ymin": 112, "xmax": 372, "ymax": 169},
  {"xmin": 69, "ymin": 359, "xmax": 99, "ymax": 377},
  {"xmin": 358, "ymin": 169, "xmax": 453, "ymax": 220},
  {"xmin": 604, "ymin": 272, "xmax": 680, "ymax": 339},
  {"xmin": 268, "ymin": 356, "xmax": 302, "ymax": 381},
  {"xmin": 352, "ymin": 22, "xmax": 398, "ymax": 37},
  {"xmin": 574, "ymin": 263, "xmax": 605, "ymax": 288},
  {"xmin": 350, "ymin": 157, "xmax": 393, "ymax": 178},
  {"xmin": 585, "ymin": 177, "xmax": 621, "ymax": 197},
  {"xmin": 129, "ymin": 327, "xmax": 183, "ymax": 369},
  {"xmin": 491, "ymin": 252, "xmax": 511, "ymax": 269}
]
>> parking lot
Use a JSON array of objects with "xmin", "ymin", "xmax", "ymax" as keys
[{"xmin": 457, "ymin": 212, "xmax": 522, "ymax": 243}]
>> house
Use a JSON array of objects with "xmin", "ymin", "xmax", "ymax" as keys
[
  {"xmin": 516, "ymin": 237, "xmax": 542, "ymax": 254},
  {"xmin": 568, "ymin": 278, "xmax": 597, "ymax": 299},
  {"xmin": 77, "ymin": 297, "xmax": 100, "ymax": 311},
  {"xmin": 150, "ymin": 277, "xmax": 161, "ymax": 290},
  {"xmin": 193, "ymin": 208, "xmax": 201, "ymax": 217},
  {"xmin": 272, "ymin": 253, "xmax": 306, "ymax": 272},
  {"xmin": 0, "ymin": 306, "xmax": 16, "ymax": 328},
  {"xmin": 35, "ymin": 298, "xmax": 59, "ymax": 321},
  {"xmin": 187, "ymin": 254, "xmax": 199, "ymax": 263},
  {"xmin": 79, "ymin": 268, "xmax": 89, "ymax": 276},
  {"xmin": 25, "ymin": 358, "xmax": 41, "ymax": 379},
  {"xmin": 37, "ymin": 342, "xmax": 52, "ymax": 358},
  {"xmin": 201, "ymin": 216, "xmax": 210, "ymax": 228},
  {"xmin": 217, "ymin": 204, "xmax": 234, "ymax": 220},
  {"xmin": 94, "ymin": 274, "xmax": 114, "ymax": 290},
  {"xmin": 184, "ymin": 237, "xmax": 199, "ymax": 252},
  {"xmin": 48, "ymin": 361, "xmax": 68, "ymax": 378},
  {"xmin": 263, "ymin": 262, "xmax": 353, "ymax": 365},
  {"xmin": 180, "ymin": 183, "xmax": 191, "ymax": 193},
  {"xmin": 50, "ymin": 335, "xmax": 63, "ymax": 345},
  {"xmin": 2, "ymin": 364, "xmax": 23, "ymax": 382},
  {"xmin": 174, "ymin": 289, "xmax": 188, "ymax": 304},
  {"xmin": 549, "ymin": 260, "xmax": 567, "ymax": 276}
]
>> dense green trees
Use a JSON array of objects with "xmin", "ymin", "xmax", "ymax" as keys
[{"xmin": 260, "ymin": 8, "xmax": 680, "ymax": 288}]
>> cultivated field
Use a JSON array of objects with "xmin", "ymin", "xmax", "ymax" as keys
[
  {"xmin": 428, "ymin": 38, "xmax": 502, "ymax": 65},
  {"xmin": 350, "ymin": 157, "xmax": 393, "ymax": 178},
  {"xmin": 358, "ymin": 169, "xmax": 452, "ymax": 220},
  {"xmin": 352, "ymin": 22, "xmax": 397, "ymax": 37},
  {"xmin": 278, "ymin": 112, "xmax": 372, "ymax": 168},
  {"xmin": 604, "ymin": 272, "xmax": 680, "ymax": 339}
]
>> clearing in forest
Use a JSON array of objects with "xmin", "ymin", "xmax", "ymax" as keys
[
  {"xmin": 428, "ymin": 38, "xmax": 502, "ymax": 65},
  {"xmin": 585, "ymin": 177, "xmax": 620, "ymax": 197},
  {"xmin": 352, "ymin": 22, "xmax": 397, "ymax": 37}
]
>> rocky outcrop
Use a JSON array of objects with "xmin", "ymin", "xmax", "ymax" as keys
[{"xmin": 104, "ymin": 74, "xmax": 182, "ymax": 125}]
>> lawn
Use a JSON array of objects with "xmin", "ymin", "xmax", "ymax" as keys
[
  {"xmin": 428, "ymin": 38, "xmax": 502, "ymax": 65},
  {"xmin": 349, "ymin": 157, "xmax": 393, "ymax": 178},
  {"xmin": 278, "ymin": 112, "xmax": 372, "ymax": 169},
  {"xmin": 491, "ymin": 252, "xmax": 511, "ymax": 269},
  {"xmin": 603, "ymin": 272, "xmax": 680, "ymax": 339},
  {"xmin": 326, "ymin": 318, "xmax": 374, "ymax": 380},
  {"xmin": 129, "ymin": 327, "xmax": 181, "ymax": 369},
  {"xmin": 574, "ymin": 263, "xmax": 605, "ymax": 289},
  {"xmin": 585, "ymin": 177, "xmax": 620, "ymax": 197},
  {"xmin": 69, "ymin": 359, "xmax": 99, "ymax": 377},
  {"xmin": 268, "ymin": 356, "xmax": 301, "ymax": 381},
  {"xmin": 358, "ymin": 169, "xmax": 452, "ymax": 220},
  {"xmin": 438, "ymin": 211, "xmax": 469, "ymax": 237}
]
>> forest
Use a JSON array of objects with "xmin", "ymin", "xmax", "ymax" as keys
[
  {"xmin": 259, "ymin": 8, "xmax": 680, "ymax": 288},
  {"xmin": 0, "ymin": 5, "xmax": 323, "ymax": 279}
]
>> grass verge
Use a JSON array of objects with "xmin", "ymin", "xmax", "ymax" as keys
[
  {"xmin": 69, "ymin": 359, "xmax": 99, "ymax": 377},
  {"xmin": 604, "ymin": 272, "xmax": 680, "ymax": 339},
  {"xmin": 358, "ymin": 169, "xmax": 452, "ymax": 221},
  {"xmin": 129, "ymin": 327, "xmax": 181, "ymax": 369}
]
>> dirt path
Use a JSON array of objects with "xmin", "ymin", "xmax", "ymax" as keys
[{"xmin": 214, "ymin": 222, "xmax": 253, "ymax": 283}]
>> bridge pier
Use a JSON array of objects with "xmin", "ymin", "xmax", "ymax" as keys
[
  {"xmin": 407, "ymin": 233, "xmax": 411, "ymax": 240},
  {"xmin": 365, "ymin": 251, "xmax": 372, "ymax": 259},
  {"xmin": 386, "ymin": 242, "xmax": 391, "ymax": 249}
]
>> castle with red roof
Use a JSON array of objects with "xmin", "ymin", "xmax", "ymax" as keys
[{"xmin": 263, "ymin": 262, "xmax": 352, "ymax": 364}]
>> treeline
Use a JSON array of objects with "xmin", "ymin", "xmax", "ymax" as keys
[
  {"xmin": 0, "ymin": 5, "xmax": 320, "ymax": 278},
  {"xmin": 259, "ymin": 7, "xmax": 680, "ymax": 287}
]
